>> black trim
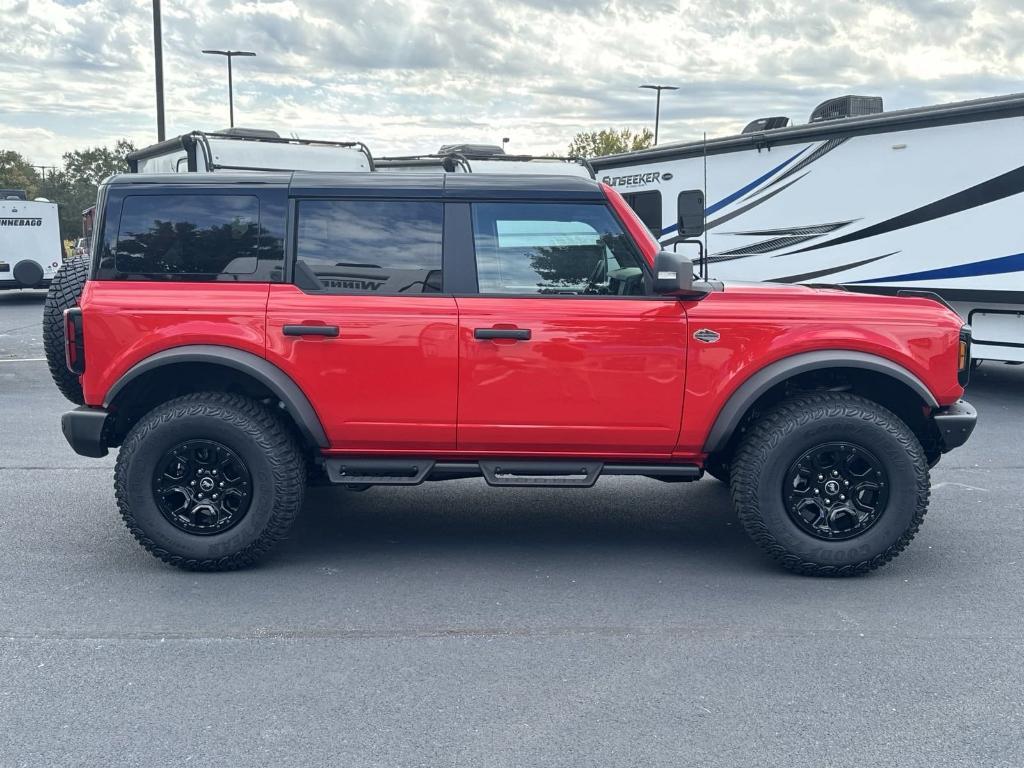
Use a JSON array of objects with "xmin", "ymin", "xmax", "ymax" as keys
[
  {"xmin": 933, "ymin": 400, "xmax": 977, "ymax": 451},
  {"xmin": 61, "ymin": 406, "xmax": 111, "ymax": 458},
  {"xmin": 442, "ymin": 202, "xmax": 477, "ymax": 293},
  {"xmin": 703, "ymin": 350, "xmax": 940, "ymax": 453},
  {"xmin": 282, "ymin": 324, "xmax": 339, "ymax": 337},
  {"xmin": 104, "ymin": 345, "xmax": 329, "ymax": 448},
  {"xmin": 474, "ymin": 328, "xmax": 531, "ymax": 340}
]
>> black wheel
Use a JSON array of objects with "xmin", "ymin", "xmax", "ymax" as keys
[
  {"xmin": 42, "ymin": 256, "xmax": 89, "ymax": 404},
  {"xmin": 703, "ymin": 454, "xmax": 730, "ymax": 484},
  {"xmin": 114, "ymin": 392, "xmax": 306, "ymax": 570},
  {"xmin": 730, "ymin": 393, "xmax": 929, "ymax": 577}
]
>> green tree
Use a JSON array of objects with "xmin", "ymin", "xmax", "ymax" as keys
[
  {"xmin": 0, "ymin": 150, "xmax": 42, "ymax": 197},
  {"xmin": 566, "ymin": 127, "xmax": 654, "ymax": 158}
]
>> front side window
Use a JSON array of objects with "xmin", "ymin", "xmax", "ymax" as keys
[
  {"xmin": 471, "ymin": 202, "xmax": 647, "ymax": 296},
  {"xmin": 295, "ymin": 199, "xmax": 443, "ymax": 294},
  {"xmin": 115, "ymin": 194, "xmax": 260, "ymax": 275}
]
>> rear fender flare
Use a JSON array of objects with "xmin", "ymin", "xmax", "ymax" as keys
[{"xmin": 104, "ymin": 345, "xmax": 328, "ymax": 448}]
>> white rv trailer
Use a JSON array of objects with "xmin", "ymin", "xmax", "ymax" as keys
[
  {"xmin": 376, "ymin": 144, "xmax": 595, "ymax": 177},
  {"xmin": 127, "ymin": 129, "xmax": 374, "ymax": 174},
  {"xmin": 0, "ymin": 191, "xmax": 62, "ymax": 290},
  {"xmin": 591, "ymin": 92, "xmax": 1024, "ymax": 363}
]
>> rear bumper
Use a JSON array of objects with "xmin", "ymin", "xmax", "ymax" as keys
[
  {"xmin": 61, "ymin": 406, "xmax": 110, "ymax": 458},
  {"xmin": 933, "ymin": 400, "xmax": 977, "ymax": 452}
]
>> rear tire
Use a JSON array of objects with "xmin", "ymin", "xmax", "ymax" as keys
[
  {"xmin": 730, "ymin": 393, "xmax": 929, "ymax": 576},
  {"xmin": 42, "ymin": 256, "xmax": 89, "ymax": 404},
  {"xmin": 114, "ymin": 392, "xmax": 306, "ymax": 571}
]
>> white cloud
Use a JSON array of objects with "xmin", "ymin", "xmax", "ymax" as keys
[{"xmin": 1, "ymin": 0, "xmax": 1023, "ymax": 165}]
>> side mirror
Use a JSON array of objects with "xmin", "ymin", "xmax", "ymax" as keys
[
  {"xmin": 677, "ymin": 189, "xmax": 705, "ymax": 238},
  {"xmin": 653, "ymin": 250, "xmax": 706, "ymax": 297}
]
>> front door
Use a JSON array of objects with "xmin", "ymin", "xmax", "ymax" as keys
[
  {"xmin": 266, "ymin": 197, "xmax": 458, "ymax": 452},
  {"xmin": 455, "ymin": 200, "xmax": 688, "ymax": 455}
]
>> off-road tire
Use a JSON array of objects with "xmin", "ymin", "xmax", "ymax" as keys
[
  {"xmin": 42, "ymin": 256, "xmax": 89, "ymax": 404},
  {"xmin": 730, "ymin": 393, "xmax": 929, "ymax": 577},
  {"xmin": 114, "ymin": 392, "xmax": 306, "ymax": 571}
]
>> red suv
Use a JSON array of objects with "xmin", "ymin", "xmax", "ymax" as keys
[{"xmin": 45, "ymin": 172, "xmax": 976, "ymax": 575}]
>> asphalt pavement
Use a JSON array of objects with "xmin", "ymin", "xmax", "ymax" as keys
[{"xmin": 1, "ymin": 288, "xmax": 1022, "ymax": 767}]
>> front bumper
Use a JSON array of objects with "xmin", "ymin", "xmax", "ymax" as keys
[
  {"xmin": 933, "ymin": 400, "xmax": 977, "ymax": 452},
  {"xmin": 61, "ymin": 406, "xmax": 110, "ymax": 458}
]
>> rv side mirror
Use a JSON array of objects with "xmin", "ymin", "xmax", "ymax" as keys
[
  {"xmin": 677, "ymin": 189, "xmax": 705, "ymax": 238},
  {"xmin": 653, "ymin": 250, "xmax": 703, "ymax": 296}
]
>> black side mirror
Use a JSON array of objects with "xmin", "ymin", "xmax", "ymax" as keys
[
  {"xmin": 653, "ymin": 250, "xmax": 706, "ymax": 297},
  {"xmin": 677, "ymin": 190, "xmax": 705, "ymax": 238}
]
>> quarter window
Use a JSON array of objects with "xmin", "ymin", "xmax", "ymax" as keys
[
  {"xmin": 115, "ymin": 194, "xmax": 260, "ymax": 275},
  {"xmin": 295, "ymin": 199, "xmax": 443, "ymax": 294},
  {"xmin": 470, "ymin": 202, "xmax": 647, "ymax": 296}
]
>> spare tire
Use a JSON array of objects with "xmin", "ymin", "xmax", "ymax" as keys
[{"xmin": 43, "ymin": 256, "xmax": 89, "ymax": 405}]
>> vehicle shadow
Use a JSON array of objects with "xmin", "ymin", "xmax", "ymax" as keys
[
  {"xmin": 0, "ymin": 289, "xmax": 46, "ymax": 305},
  {"xmin": 282, "ymin": 475, "xmax": 772, "ymax": 572}
]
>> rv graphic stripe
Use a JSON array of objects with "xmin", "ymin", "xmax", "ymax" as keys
[
  {"xmin": 746, "ymin": 137, "xmax": 849, "ymax": 201},
  {"xmin": 768, "ymin": 252, "xmax": 898, "ymax": 284},
  {"xmin": 787, "ymin": 163, "xmax": 1024, "ymax": 255},
  {"xmin": 853, "ymin": 250, "xmax": 1024, "ymax": 284}
]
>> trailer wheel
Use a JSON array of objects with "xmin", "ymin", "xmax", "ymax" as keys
[{"xmin": 42, "ymin": 256, "xmax": 89, "ymax": 405}]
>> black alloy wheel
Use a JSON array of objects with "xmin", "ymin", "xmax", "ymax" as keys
[
  {"xmin": 152, "ymin": 439, "xmax": 252, "ymax": 535},
  {"xmin": 784, "ymin": 442, "xmax": 889, "ymax": 541}
]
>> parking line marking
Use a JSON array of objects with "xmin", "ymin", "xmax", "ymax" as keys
[{"xmin": 0, "ymin": 357, "xmax": 46, "ymax": 363}]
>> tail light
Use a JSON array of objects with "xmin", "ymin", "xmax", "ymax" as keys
[
  {"xmin": 957, "ymin": 325, "xmax": 972, "ymax": 387},
  {"xmin": 64, "ymin": 307, "xmax": 85, "ymax": 375}
]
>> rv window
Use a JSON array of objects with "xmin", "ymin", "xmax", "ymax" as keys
[
  {"xmin": 114, "ymin": 194, "xmax": 260, "ymax": 275},
  {"xmin": 295, "ymin": 199, "xmax": 443, "ymax": 294},
  {"xmin": 470, "ymin": 202, "xmax": 646, "ymax": 296},
  {"xmin": 621, "ymin": 190, "xmax": 662, "ymax": 236}
]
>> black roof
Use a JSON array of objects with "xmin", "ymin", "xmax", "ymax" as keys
[
  {"xmin": 592, "ymin": 91, "xmax": 1024, "ymax": 169},
  {"xmin": 105, "ymin": 171, "xmax": 605, "ymax": 201}
]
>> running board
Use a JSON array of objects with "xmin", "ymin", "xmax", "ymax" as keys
[{"xmin": 323, "ymin": 458, "xmax": 702, "ymax": 487}]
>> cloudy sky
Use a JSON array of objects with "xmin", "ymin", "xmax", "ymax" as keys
[{"xmin": 2, "ymin": 0, "xmax": 1024, "ymax": 165}]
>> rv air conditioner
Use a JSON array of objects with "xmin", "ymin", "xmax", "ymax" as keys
[{"xmin": 810, "ymin": 95, "xmax": 884, "ymax": 122}]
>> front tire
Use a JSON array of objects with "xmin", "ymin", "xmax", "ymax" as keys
[
  {"xmin": 114, "ymin": 392, "xmax": 306, "ymax": 570},
  {"xmin": 730, "ymin": 393, "xmax": 929, "ymax": 576}
]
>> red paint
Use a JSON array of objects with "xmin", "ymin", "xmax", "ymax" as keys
[
  {"xmin": 266, "ymin": 285, "xmax": 459, "ymax": 451},
  {"xmin": 454, "ymin": 296, "xmax": 687, "ymax": 453},
  {"xmin": 77, "ymin": 261, "xmax": 965, "ymax": 463}
]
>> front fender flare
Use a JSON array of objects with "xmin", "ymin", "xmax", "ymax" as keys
[
  {"xmin": 103, "ymin": 345, "xmax": 329, "ymax": 448},
  {"xmin": 702, "ymin": 350, "xmax": 939, "ymax": 454}
]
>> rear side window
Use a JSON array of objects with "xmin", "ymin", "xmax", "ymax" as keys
[
  {"xmin": 115, "ymin": 194, "xmax": 260, "ymax": 275},
  {"xmin": 295, "ymin": 199, "xmax": 443, "ymax": 294},
  {"xmin": 470, "ymin": 202, "xmax": 647, "ymax": 296}
]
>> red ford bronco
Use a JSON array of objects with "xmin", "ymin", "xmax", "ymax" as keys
[{"xmin": 44, "ymin": 172, "xmax": 976, "ymax": 575}]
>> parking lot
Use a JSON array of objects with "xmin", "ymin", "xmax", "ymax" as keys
[{"xmin": 1, "ymin": 288, "xmax": 1022, "ymax": 767}]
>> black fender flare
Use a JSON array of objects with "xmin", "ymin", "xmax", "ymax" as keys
[
  {"xmin": 703, "ymin": 350, "xmax": 939, "ymax": 454},
  {"xmin": 104, "ymin": 345, "xmax": 329, "ymax": 448}
]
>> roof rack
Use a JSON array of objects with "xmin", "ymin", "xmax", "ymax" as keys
[{"xmin": 126, "ymin": 130, "xmax": 375, "ymax": 173}]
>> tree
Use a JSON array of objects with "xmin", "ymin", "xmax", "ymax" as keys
[
  {"xmin": 0, "ymin": 151, "xmax": 42, "ymax": 197},
  {"xmin": 567, "ymin": 127, "xmax": 654, "ymax": 158}
]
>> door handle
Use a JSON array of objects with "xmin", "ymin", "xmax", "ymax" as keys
[
  {"xmin": 474, "ymin": 328, "xmax": 531, "ymax": 341},
  {"xmin": 283, "ymin": 324, "xmax": 339, "ymax": 337}
]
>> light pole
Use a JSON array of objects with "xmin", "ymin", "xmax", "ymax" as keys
[
  {"xmin": 639, "ymin": 84, "xmax": 678, "ymax": 145},
  {"xmin": 153, "ymin": 0, "xmax": 165, "ymax": 141},
  {"xmin": 202, "ymin": 49, "xmax": 256, "ymax": 128}
]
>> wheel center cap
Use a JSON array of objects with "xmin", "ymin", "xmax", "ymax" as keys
[
  {"xmin": 199, "ymin": 477, "xmax": 216, "ymax": 492},
  {"xmin": 824, "ymin": 480, "xmax": 841, "ymax": 495}
]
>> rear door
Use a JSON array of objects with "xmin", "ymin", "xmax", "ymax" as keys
[
  {"xmin": 266, "ymin": 194, "xmax": 459, "ymax": 452},
  {"xmin": 452, "ymin": 199, "xmax": 688, "ymax": 455}
]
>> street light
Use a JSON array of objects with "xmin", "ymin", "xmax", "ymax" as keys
[
  {"xmin": 640, "ymin": 84, "xmax": 678, "ymax": 145},
  {"xmin": 202, "ymin": 49, "xmax": 257, "ymax": 128}
]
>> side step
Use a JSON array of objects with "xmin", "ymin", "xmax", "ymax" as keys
[{"xmin": 323, "ymin": 458, "xmax": 702, "ymax": 487}]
